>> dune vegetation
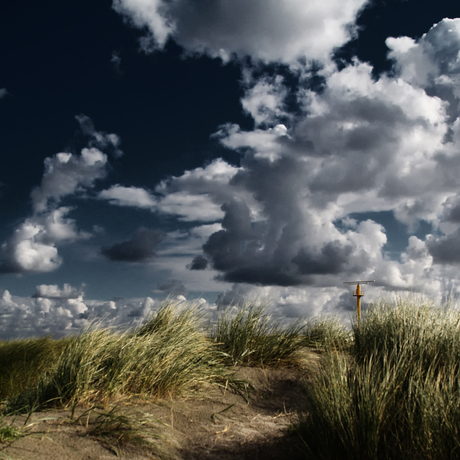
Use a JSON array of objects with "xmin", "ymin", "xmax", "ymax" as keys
[
  {"xmin": 1, "ymin": 296, "xmax": 460, "ymax": 459},
  {"xmin": 299, "ymin": 297, "xmax": 460, "ymax": 460},
  {"xmin": 0, "ymin": 300, "xmax": 308, "ymax": 414}
]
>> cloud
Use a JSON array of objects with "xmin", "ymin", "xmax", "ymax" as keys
[
  {"xmin": 32, "ymin": 283, "xmax": 84, "ymax": 299},
  {"xmin": 0, "ymin": 286, "xmax": 88, "ymax": 339},
  {"xmin": 188, "ymin": 255, "xmax": 208, "ymax": 270},
  {"xmin": 156, "ymin": 279, "xmax": 187, "ymax": 296},
  {"xmin": 154, "ymin": 159, "xmax": 245, "ymax": 220},
  {"xmin": 75, "ymin": 114, "xmax": 123, "ymax": 158},
  {"xmin": 101, "ymin": 227, "xmax": 166, "ymax": 262},
  {"xmin": 386, "ymin": 19, "xmax": 460, "ymax": 118},
  {"xmin": 31, "ymin": 148, "xmax": 108, "ymax": 214},
  {"xmin": 292, "ymin": 241, "xmax": 356, "ymax": 275},
  {"xmin": 0, "ymin": 223, "xmax": 62, "ymax": 273},
  {"xmin": 0, "ymin": 117, "xmax": 113, "ymax": 274},
  {"xmin": 0, "ymin": 208, "xmax": 87, "ymax": 273},
  {"xmin": 0, "ymin": 286, "xmax": 220, "ymax": 340},
  {"xmin": 99, "ymin": 185, "xmax": 157, "ymax": 208},
  {"xmin": 215, "ymin": 282, "xmax": 374, "ymax": 324},
  {"xmin": 112, "ymin": 0, "xmax": 174, "ymax": 50},
  {"xmin": 155, "ymin": 192, "xmax": 224, "ymax": 222},
  {"xmin": 0, "ymin": 285, "xmax": 165, "ymax": 339},
  {"xmin": 101, "ymin": 19, "xmax": 448, "ymax": 300},
  {"xmin": 99, "ymin": 159, "xmax": 245, "ymax": 222},
  {"xmin": 113, "ymin": 0, "xmax": 369, "ymax": 63},
  {"xmin": 0, "ymin": 88, "xmax": 7, "ymax": 99},
  {"xmin": 146, "ymin": 224, "xmax": 230, "ymax": 296},
  {"xmin": 53, "ymin": 15, "xmax": 460, "ymax": 311},
  {"xmin": 240, "ymin": 72, "xmax": 289, "ymax": 127},
  {"xmin": 427, "ymin": 230, "xmax": 460, "ymax": 265},
  {"xmin": 111, "ymin": 51, "xmax": 122, "ymax": 73}
]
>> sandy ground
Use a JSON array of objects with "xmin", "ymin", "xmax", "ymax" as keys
[{"xmin": 0, "ymin": 364, "xmax": 314, "ymax": 460}]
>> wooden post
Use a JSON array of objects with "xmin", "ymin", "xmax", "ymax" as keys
[
  {"xmin": 354, "ymin": 284, "xmax": 364, "ymax": 324},
  {"xmin": 343, "ymin": 281, "xmax": 375, "ymax": 325}
]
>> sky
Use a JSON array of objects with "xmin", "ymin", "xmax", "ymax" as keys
[{"xmin": 1, "ymin": 0, "xmax": 460, "ymax": 339}]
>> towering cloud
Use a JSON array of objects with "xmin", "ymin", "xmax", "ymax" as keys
[
  {"xmin": 102, "ymin": 16, "xmax": 460, "ymax": 301},
  {"xmin": 100, "ymin": 5, "xmax": 460, "ymax": 315},
  {"xmin": 386, "ymin": 19, "xmax": 460, "ymax": 117}
]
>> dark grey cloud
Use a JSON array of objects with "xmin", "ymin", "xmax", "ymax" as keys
[
  {"xmin": 157, "ymin": 280, "xmax": 187, "ymax": 296},
  {"xmin": 216, "ymin": 283, "xmax": 256, "ymax": 308},
  {"xmin": 201, "ymin": 197, "xmax": 274, "ymax": 282},
  {"xmin": 292, "ymin": 241, "xmax": 355, "ymax": 275},
  {"xmin": 446, "ymin": 206, "xmax": 460, "ymax": 223},
  {"xmin": 199, "ymin": 193, "xmax": 369, "ymax": 286},
  {"xmin": 217, "ymin": 267, "xmax": 303, "ymax": 287},
  {"xmin": 336, "ymin": 291, "xmax": 359, "ymax": 314},
  {"xmin": 101, "ymin": 228, "xmax": 166, "ymax": 262},
  {"xmin": 440, "ymin": 196, "xmax": 460, "ymax": 223},
  {"xmin": 188, "ymin": 255, "xmax": 208, "ymax": 270},
  {"xmin": 427, "ymin": 230, "xmax": 460, "ymax": 265}
]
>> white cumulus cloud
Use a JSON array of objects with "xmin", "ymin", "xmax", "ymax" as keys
[
  {"xmin": 113, "ymin": 0, "xmax": 369, "ymax": 63},
  {"xmin": 0, "ymin": 117, "xmax": 113, "ymax": 274},
  {"xmin": 0, "ymin": 285, "xmax": 165, "ymax": 339}
]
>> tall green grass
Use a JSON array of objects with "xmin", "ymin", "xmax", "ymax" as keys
[
  {"xmin": 299, "ymin": 297, "xmax": 460, "ymax": 460},
  {"xmin": 213, "ymin": 303, "xmax": 306, "ymax": 366}
]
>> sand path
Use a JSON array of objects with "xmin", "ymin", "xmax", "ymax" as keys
[{"xmin": 0, "ymin": 366, "xmax": 311, "ymax": 460}]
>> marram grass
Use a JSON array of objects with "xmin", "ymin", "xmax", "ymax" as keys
[
  {"xmin": 0, "ymin": 299, "xmax": 312, "ymax": 413},
  {"xmin": 3, "ymin": 300, "xmax": 231, "ymax": 412},
  {"xmin": 213, "ymin": 302, "xmax": 306, "ymax": 366},
  {"xmin": 303, "ymin": 316, "xmax": 352, "ymax": 351},
  {"xmin": 9, "ymin": 296, "xmax": 460, "ymax": 459},
  {"xmin": 0, "ymin": 336, "xmax": 70, "ymax": 400},
  {"xmin": 298, "ymin": 297, "xmax": 460, "ymax": 460}
]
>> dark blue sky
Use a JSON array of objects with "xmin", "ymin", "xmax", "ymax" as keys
[{"xmin": 1, "ymin": 0, "xmax": 460, "ymax": 338}]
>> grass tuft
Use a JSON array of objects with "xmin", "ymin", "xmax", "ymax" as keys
[
  {"xmin": 303, "ymin": 316, "xmax": 352, "ymax": 351},
  {"xmin": 75, "ymin": 406, "xmax": 160, "ymax": 457},
  {"xmin": 213, "ymin": 302, "xmax": 306, "ymax": 366},
  {"xmin": 298, "ymin": 297, "xmax": 460, "ymax": 460},
  {"xmin": 0, "ymin": 336, "xmax": 69, "ymax": 400},
  {"xmin": 4, "ymin": 300, "xmax": 231, "ymax": 413}
]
